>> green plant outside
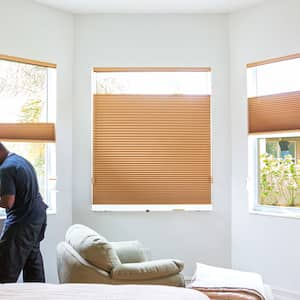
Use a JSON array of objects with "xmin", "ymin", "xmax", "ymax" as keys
[{"xmin": 260, "ymin": 153, "xmax": 300, "ymax": 207}]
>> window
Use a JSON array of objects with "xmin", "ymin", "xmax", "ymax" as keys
[
  {"xmin": 247, "ymin": 54, "xmax": 300, "ymax": 216},
  {"xmin": 95, "ymin": 69, "xmax": 211, "ymax": 95},
  {"xmin": 0, "ymin": 55, "xmax": 56, "ymax": 216},
  {"xmin": 258, "ymin": 136, "xmax": 300, "ymax": 207},
  {"xmin": 92, "ymin": 68, "xmax": 212, "ymax": 210}
]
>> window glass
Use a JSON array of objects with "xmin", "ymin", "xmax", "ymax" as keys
[
  {"xmin": 1, "ymin": 142, "xmax": 56, "ymax": 212},
  {"xmin": 258, "ymin": 137, "xmax": 300, "ymax": 207},
  {"xmin": 0, "ymin": 60, "xmax": 48, "ymax": 123},
  {"xmin": 95, "ymin": 72, "xmax": 211, "ymax": 95},
  {"xmin": 247, "ymin": 58, "xmax": 300, "ymax": 97}
]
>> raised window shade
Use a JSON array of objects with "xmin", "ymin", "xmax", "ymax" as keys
[
  {"xmin": 0, "ymin": 123, "xmax": 55, "ymax": 142},
  {"xmin": 92, "ymin": 68, "xmax": 211, "ymax": 206},
  {"xmin": 247, "ymin": 53, "xmax": 300, "ymax": 134}
]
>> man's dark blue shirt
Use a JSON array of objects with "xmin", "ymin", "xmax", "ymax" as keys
[{"xmin": 0, "ymin": 153, "xmax": 47, "ymax": 230}]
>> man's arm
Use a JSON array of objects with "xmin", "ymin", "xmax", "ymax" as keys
[{"xmin": 0, "ymin": 195, "xmax": 15, "ymax": 209}]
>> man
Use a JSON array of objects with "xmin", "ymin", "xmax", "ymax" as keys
[{"xmin": 0, "ymin": 143, "xmax": 47, "ymax": 283}]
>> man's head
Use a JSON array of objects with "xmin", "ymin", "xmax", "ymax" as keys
[{"xmin": 0, "ymin": 143, "xmax": 9, "ymax": 165}]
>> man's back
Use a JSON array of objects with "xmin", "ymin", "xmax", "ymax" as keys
[{"xmin": 0, "ymin": 153, "xmax": 47, "ymax": 228}]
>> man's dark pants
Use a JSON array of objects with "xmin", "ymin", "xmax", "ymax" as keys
[{"xmin": 0, "ymin": 219, "xmax": 47, "ymax": 283}]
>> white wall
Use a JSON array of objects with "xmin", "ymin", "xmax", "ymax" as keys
[
  {"xmin": 72, "ymin": 14, "xmax": 231, "ymax": 277},
  {"xmin": 0, "ymin": 0, "xmax": 74, "ymax": 282},
  {"xmin": 230, "ymin": 0, "xmax": 300, "ymax": 293}
]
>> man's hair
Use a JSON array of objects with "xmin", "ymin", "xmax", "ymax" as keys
[{"xmin": 0, "ymin": 143, "xmax": 7, "ymax": 152}]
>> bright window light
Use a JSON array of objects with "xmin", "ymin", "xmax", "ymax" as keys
[
  {"xmin": 95, "ymin": 72, "xmax": 211, "ymax": 95},
  {"xmin": 247, "ymin": 58, "xmax": 300, "ymax": 97}
]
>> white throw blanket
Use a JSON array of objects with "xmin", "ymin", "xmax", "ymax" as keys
[
  {"xmin": 188, "ymin": 263, "xmax": 267, "ymax": 300},
  {"xmin": 0, "ymin": 283, "xmax": 210, "ymax": 300}
]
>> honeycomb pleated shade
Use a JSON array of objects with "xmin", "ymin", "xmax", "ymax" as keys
[
  {"xmin": 93, "ymin": 94, "xmax": 211, "ymax": 205},
  {"xmin": 0, "ymin": 123, "xmax": 56, "ymax": 142},
  {"xmin": 248, "ymin": 91, "xmax": 300, "ymax": 134}
]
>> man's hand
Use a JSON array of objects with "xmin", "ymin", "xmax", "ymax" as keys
[{"xmin": 0, "ymin": 195, "xmax": 15, "ymax": 209}]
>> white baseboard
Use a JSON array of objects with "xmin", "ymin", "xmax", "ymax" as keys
[{"xmin": 272, "ymin": 287, "xmax": 300, "ymax": 300}]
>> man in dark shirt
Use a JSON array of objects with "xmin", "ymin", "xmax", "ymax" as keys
[{"xmin": 0, "ymin": 142, "xmax": 47, "ymax": 283}]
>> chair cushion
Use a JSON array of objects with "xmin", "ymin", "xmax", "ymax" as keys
[
  {"xmin": 111, "ymin": 259, "xmax": 184, "ymax": 281},
  {"xmin": 110, "ymin": 241, "xmax": 147, "ymax": 263},
  {"xmin": 65, "ymin": 224, "xmax": 120, "ymax": 272}
]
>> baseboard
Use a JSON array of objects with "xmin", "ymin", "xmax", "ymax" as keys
[{"xmin": 272, "ymin": 287, "xmax": 300, "ymax": 300}]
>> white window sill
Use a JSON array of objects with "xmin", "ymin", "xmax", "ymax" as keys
[
  {"xmin": 91, "ymin": 204, "xmax": 213, "ymax": 212},
  {"xmin": 250, "ymin": 205, "xmax": 300, "ymax": 220}
]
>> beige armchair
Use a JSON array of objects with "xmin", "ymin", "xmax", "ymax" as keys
[{"xmin": 56, "ymin": 224, "xmax": 185, "ymax": 287}]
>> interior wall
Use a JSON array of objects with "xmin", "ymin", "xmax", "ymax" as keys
[
  {"xmin": 72, "ymin": 14, "xmax": 231, "ymax": 277},
  {"xmin": 229, "ymin": 0, "xmax": 300, "ymax": 293},
  {"xmin": 0, "ymin": 0, "xmax": 74, "ymax": 282}
]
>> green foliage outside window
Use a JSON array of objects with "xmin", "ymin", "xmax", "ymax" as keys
[{"xmin": 260, "ymin": 153, "xmax": 300, "ymax": 207}]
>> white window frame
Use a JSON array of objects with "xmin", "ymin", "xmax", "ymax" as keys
[
  {"xmin": 0, "ymin": 63, "xmax": 57, "ymax": 218},
  {"xmin": 91, "ymin": 68, "xmax": 213, "ymax": 212},
  {"xmin": 248, "ymin": 132, "xmax": 300, "ymax": 219}
]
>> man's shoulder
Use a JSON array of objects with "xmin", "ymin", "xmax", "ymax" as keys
[{"xmin": 0, "ymin": 155, "xmax": 24, "ymax": 171}]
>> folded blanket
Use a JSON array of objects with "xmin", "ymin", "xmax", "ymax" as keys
[{"xmin": 188, "ymin": 263, "xmax": 266, "ymax": 300}]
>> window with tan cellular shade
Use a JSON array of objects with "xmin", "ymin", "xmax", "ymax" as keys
[
  {"xmin": 247, "ymin": 53, "xmax": 300, "ymax": 134},
  {"xmin": 93, "ymin": 94, "xmax": 211, "ymax": 205},
  {"xmin": 0, "ymin": 123, "xmax": 55, "ymax": 142},
  {"xmin": 248, "ymin": 91, "xmax": 300, "ymax": 134},
  {"xmin": 0, "ymin": 54, "xmax": 56, "ymax": 143}
]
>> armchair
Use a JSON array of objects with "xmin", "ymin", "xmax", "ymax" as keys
[{"xmin": 56, "ymin": 224, "xmax": 185, "ymax": 287}]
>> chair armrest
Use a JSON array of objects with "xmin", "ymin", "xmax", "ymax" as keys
[
  {"xmin": 111, "ymin": 259, "xmax": 184, "ymax": 281},
  {"xmin": 110, "ymin": 241, "xmax": 147, "ymax": 263}
]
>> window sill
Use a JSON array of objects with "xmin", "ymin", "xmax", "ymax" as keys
[
  {"xmin": 91, "ymin": 204, "xmax": 213, "ymax": 212},
  {"xmin": 250, "ymin": 205, "xmax": 300, "ymax": 220}
]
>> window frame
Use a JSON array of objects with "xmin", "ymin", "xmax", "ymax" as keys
[
  {"xmin": 91, "ymin": 67, "xmax": 213, "ymax": 212},
  {"xmin": 248, "ymin": 132, "xmax": 300, "ymax": 219},
  {"xmin": 0, "ymin": 55, "xmax": 57, "ymax": 217}
]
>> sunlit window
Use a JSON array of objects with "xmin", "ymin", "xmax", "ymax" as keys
[
  {"xmin": 0, "ymin": 59, "xmax": 56, "ymax": 216},
  {"xmin": 248, "ymin": 55, "xmax": 300, "ymax": 216},
  {"xmin": 95, "ymin": 71, "xmax": 211, "ymax": 95},
  {"xmin": 258, "ymin": 137, "xmax": 300, "ymax": 208},
  {"xmin": 247, "ymin": 58, "xmax": 300, "ymax": 97}
]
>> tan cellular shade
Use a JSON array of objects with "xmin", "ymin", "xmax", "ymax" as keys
[
  {"xmin": 248, "ymin": 91, "xmax": 300, "ymax": 134},
  {"xmin": 93, "ymin": 94, "xmax": 211, "ymax": 205},
  {"xmin": 0, "ymin": 123, "xmax": 56, "ymax": 142}
]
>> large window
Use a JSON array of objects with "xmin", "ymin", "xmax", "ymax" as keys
[
  {"xmin": 92, "ymin": 68, "xmax": 212, "ymax": 210},
  {"xmin": 0, "ymin": 55, "xmax": 56, "ymax": 216},
  {"xmin": 247, "ymin": 54, "xmax": 300, "ymax": 216}
]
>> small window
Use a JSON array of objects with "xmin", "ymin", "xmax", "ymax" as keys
[
  {"xmin": 0, "ymin": 56, "xmax": 56, "ymax": 217},
  {"xmin": 258, "ymin": 137, "xmax": 300, "ymax": 208}
]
